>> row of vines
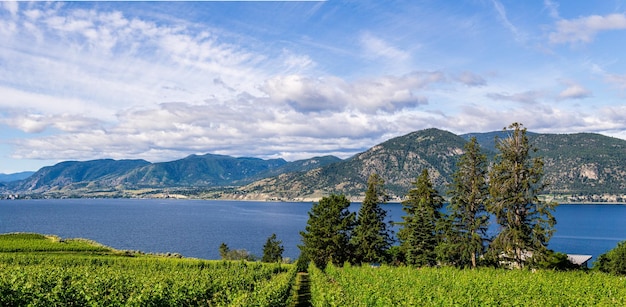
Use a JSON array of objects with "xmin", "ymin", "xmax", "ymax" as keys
[
  {"xmin": 309, "ymin": 263, "xmax": 626, "ymax": 306},
  {"xmin": 0, "ymin": 253, "xmax": 296, "ymax": 306}
]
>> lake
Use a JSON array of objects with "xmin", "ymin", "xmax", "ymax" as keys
[{"xmin": 0, "ymin": 199, "xmax": 625, "ymax": 265}]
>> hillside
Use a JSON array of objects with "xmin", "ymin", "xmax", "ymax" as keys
[
  {"xmin": 532, "ymin": 133, "xmax": 626, "ymax": 198},
  {"xmin": 3, "ymin": 128, "xmax": 626, "ymax": 202},
  {"xmin": 462, "ymin": 131, "xmax": 626, "ymax": 201},
  {"xmin": 116, "ymin": 154, "xmax": 288, "ymax": 188},
  {"xmin": 15, "ymin": 159, "xmax": 150, "ymax": 192},
  {"xmin": 237, "ymin": 128, "xmax": 467, "ymax": 200},
  {"xmin": 0, "ymin": 171, "xmax": 35, "ymax": 183},
  {"xmin": 3, "ymin": 154, "xmax": 341, "ymax": 197},
  {"xmin": 234, "ymin": 129, "xmax": 626, "ymax": 202}
]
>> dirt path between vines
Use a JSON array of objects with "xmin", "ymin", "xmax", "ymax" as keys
[{"xmin": 292, "ymin": 272, "xmax": 311, "ymax": 307}]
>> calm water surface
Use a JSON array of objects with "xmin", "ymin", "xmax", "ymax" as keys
[{"xmin": 0, "ymin": 199, "xmax": 624, "ymax": 264}]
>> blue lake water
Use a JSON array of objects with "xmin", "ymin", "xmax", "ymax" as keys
[{"xmin": 0, "ymin": 199, "xmax": 624, "ymax": 265}]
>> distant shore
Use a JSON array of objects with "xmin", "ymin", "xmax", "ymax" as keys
[{"xmin": 3, "ymin": 193, "xmax": 626, "ymax": 205}]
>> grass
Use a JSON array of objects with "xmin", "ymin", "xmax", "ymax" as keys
[{"xmin": 0, "ymin": 232, "xmax": 112, "ymax": 253}]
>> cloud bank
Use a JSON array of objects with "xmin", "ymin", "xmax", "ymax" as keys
[{"xmin": 1, "ymin": 1, "xmax": 626, "ymax": 172}]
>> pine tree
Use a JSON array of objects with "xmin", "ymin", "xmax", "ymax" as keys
[
  {"xmin": 262, "ymin": 233, "xmax": 284, "ymax": 263},
  {"xmin": 487, "ymin": 123, "xmax": 558, "ymax": 268},
  {"xmin": 352, "ymin": 173, "xmax": 393, "ymax": 264},
  {"xmin": 440, "ymin": 137, "xmax": 490, "ymax": 268},
  {"xmin": 219, "ymin": 242, "xmax": 229, "ymax": 260},
  {"xmin": 397, "ymin": 169, "xmax": 444, "ymax": 266},
  {"xmin": 299, "ymin": 194, "xmax": 356, "ymax": 269}
]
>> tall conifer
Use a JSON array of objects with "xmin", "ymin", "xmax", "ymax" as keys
[
  {"xmin": 440, "ymin": 137, "xmax": 490, "ymax": 268},
  {"xmin": 299, "ymin": 194, "xmax": 356, "ymax": 269},
  {"xmin": 262, "ymin": 233, "xmax": 284, "ymax": 263},
  {"xmin": 487, "ymin": 123, "xmax": 557, "ymax": 268},
  {"xmin": 398, "ymin": 169, "xmax": 444, "ymax": 266},
  {"xmin": 352, "ymin": 173, "xmax": 393, "ymax": 264}
]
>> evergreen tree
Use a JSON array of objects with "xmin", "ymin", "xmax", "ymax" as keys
[
  {"xmin": 352, "ymin": 173, "xmax": 393, "ymax": 264},
  {"xmin": 440, "ymin": 137, "xmax": 490, "ymax": 268},
  {"xmin": 299, "ymin": 194, "xmax": 356, "ymax": 269},
  {"xmin": 487, "ymin": 123, "xmax": 558, "ymax": 268},
  {"xmin": 261, "ymin": 233, "xmax": 284, "ymax": 263},
  {"xmin": 219, "ymin": 242, "xmax": 229, "ymax": 260},
  {"xmin": 397, "ymin": 169, "xmax": 444, "ymax": 266}
]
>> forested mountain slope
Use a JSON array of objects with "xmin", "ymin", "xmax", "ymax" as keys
[
  {"xmin": 236, "ymin": 130, "xmax": 626, "ymax": 202},
  {"xmin": 4, "ymin": 128, "xmax": 626, "ymax": 202},
  {"xmin": 238, "ymin": 128, "xmax": 467, "ymax": 200}
]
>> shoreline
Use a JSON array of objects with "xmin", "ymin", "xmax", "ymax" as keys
[{"xmin": 2, "ymin": 196, "xmax": 626, "ymax": 205}]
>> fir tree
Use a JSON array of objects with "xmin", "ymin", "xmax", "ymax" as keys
[
  {"xmin": 299, "ymin": 194, "xmax": 356, "ymax": 269},
  {"xmin": 261, "ymin": 233, "xmax": 284, "ymax": 263},
  {"xmin": 398, "ymin": 169, "xmax": 444, "ymax": 266},
  {"xmin": 219, "ymin": 242, "xmax": 229, "ymax": 260},
  {"xmin": 440, "ymin": 137, "xmax": 490, "ymax": 268},
  {"xmin": 352, "ymin": 173, "xmax": 393, "ymax": 264},
  {"xmin": 487, "ymin": 123, "xmax": 558, "ymax": 268}
]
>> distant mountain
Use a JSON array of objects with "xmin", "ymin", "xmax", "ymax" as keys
[
  {"xmin": 12, "ymin": 159, "xmax": 151, "ymax": 192},
  {"xmin": 238, "ymin": 128, "xmax": 467, "ymax": 200},
  {"xmin": 0, "ymin": 171, "xmax": 35, "ymax": 182},
  {"xmin": 117, "ymin": 154, "xmax": 288, "ymax": 187},
  {"xmin": 531, "ymin": 133, "xmax": 626, "ymax": 197},
  {"xmin": 234, "ymin": 129, "xmax": 626, "ymax": 202},
  {"xmin": 4, "ymin": 128, "xmax": 626, "ymax": 202},
  {"xmin": 252, "ymin": 155, "xmax": 343, "ymax": 179},
  {"xmin": 462, "ymin": 131, "xmax": 626, "ymax": 197},
  {"xmin": 3, "ymin": 154, "xmax": 342, "ymax": 196}
]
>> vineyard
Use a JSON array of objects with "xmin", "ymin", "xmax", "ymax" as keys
[
  {"xmin": 4, "ymin": 233, "xmax": 626, "ymax": 306},
  {"xmin": 0, "ymin": 233, "xmax": 297, "ymax": 306},
  {"xmin": 309, "ymin": 263, "xmax": 626, "ymax": 306}
]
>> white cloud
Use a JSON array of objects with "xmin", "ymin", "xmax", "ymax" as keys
[
  {"xmin": 3, "ymin": 1, "xmax": 626, "ymax": 169},
  {"xmin": 280, "ymin": 49, "xmax": 316, "ymax": 74},
  {"xmin": 261, "ymin": 71, "xmax": 443, "ymax": 113},
  {"xmin": 605, "ymin": 73, "xmax": 626, "ymax": 89},
  {"xmin": 490, "ymin": 0, "xmax": 527, "ymax": 43},
  {"xmin": 359, "ymin": 32, "xmax": 410, "ymax": 61},
  {"xmin": 558, "ymin": 82, "xmax": 591, "ymax": 100},
  {"xmin": 1, "ymin": 113, "xmax": 102, "ymax": 134},
  {"xmin": 543, "ymin": 0, "xmax": 560, "ymax": 19},
  {"xmin": 455, "ymin": 71, "xmax": 486, "ymax": 87},
  {"xmin": 550, "ymin": 13, "xmax": 626, "ymax": 44},
  {"xmin": 486, "ymin": 90, "xmax": 544, "ymax": 104},
  {"xmin": 2, "ymin": 1, "xmax": 18, "ymax": 18}
]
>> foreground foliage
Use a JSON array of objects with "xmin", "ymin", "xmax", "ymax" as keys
[
  {"xmin": 0, "ymin": 233, "xmax": 296, "ymax": 306},
  {"xmin": 299, "ymin": 194, "xmax": 355, "ymax": 268},
  {"xmin": 595, "ymin": 240, "xmax": 626, "ymax": 275},
  {"xmin": 309, "ymin": 264, "xmax": 626, "ymax": 306}
]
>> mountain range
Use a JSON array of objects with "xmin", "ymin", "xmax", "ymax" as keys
[
  {"xmin": 2, "ymin": 128, "xmax": 626, "ymax": 202},
  {"xmin": 0, "ymin": 171, "xmax": 34, "ymax": 183}
]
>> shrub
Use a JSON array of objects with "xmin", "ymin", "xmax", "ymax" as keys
[{"xmin": 595, "ymin": 241, "xmax": 626, "ymax": 275}]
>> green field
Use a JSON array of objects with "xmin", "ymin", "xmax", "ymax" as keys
[
  {"xmin": 309, "ymin": 263, "xmax": 626, "ymax": 306},
  {"xmin": 0, "ymin": 233, "xmax": 296, "ymax": 306},
  {"xmin": 3, "ymin": 233, "xmax": 626, "ymax": 306}
]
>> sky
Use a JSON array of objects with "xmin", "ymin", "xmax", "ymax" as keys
[{"xmin": 1, "ymin": 0, "xmax": 626, "ymax": 173}]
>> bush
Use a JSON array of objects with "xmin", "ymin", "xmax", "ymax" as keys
[
  {"xmin": 595, "ymin": 241, "xmax": 626, "ymax": 275},
  {"xmin": 536, "ymin": 251, "xmax": 578, "ymax": 271},
  {"xmin": 295, "ymin": 253, "xmax": 309, "ymax": 273}
]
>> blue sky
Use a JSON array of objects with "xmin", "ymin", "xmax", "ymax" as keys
[{"xmin": 2, "ymin": 1, "xmax": 626, "ymax": 173}]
